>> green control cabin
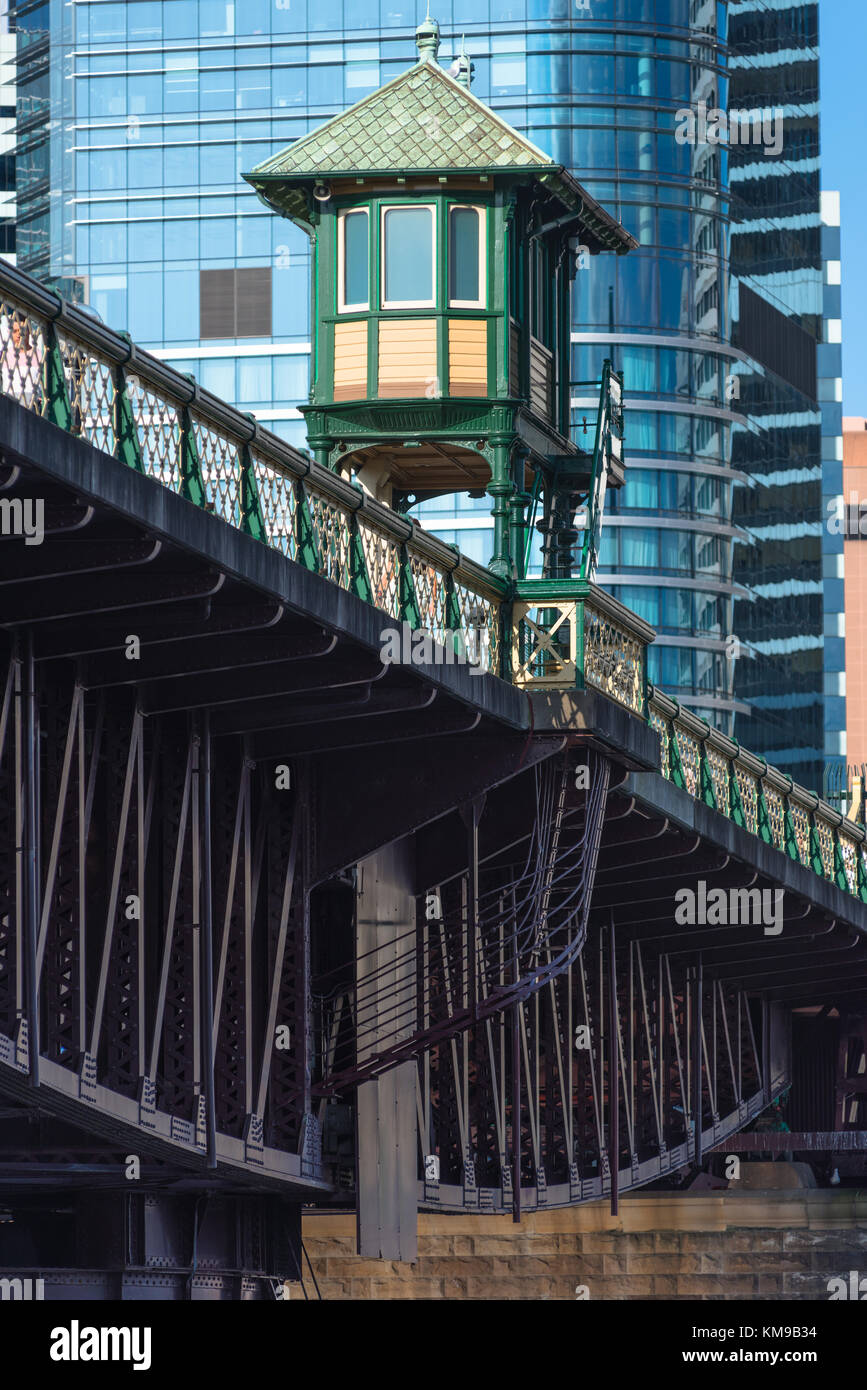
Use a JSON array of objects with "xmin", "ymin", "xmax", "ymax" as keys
[{"xmin": 246, "ymin": 14, "xmax": 636, "ymax": 580}]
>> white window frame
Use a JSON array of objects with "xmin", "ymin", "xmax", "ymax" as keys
[
  {"xmin": 448, "ymin": 204, "xmax": 486, "ymax": 310},
  {"xmin": 380, "ymin": 203, "xmax": 437, "ymax": 310},
  {"xmin": 338, "ymin": 208, "xmax": 370, "ymax": 314}
]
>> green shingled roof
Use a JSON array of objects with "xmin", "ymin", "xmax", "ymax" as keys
[{"xmin": 248, "ymin": 58, "xmax": 556, "ymax": 180}]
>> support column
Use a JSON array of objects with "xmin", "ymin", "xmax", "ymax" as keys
[
  {"xmin": 355, "ymin": 839, "xmax": 418, "ymax": 1262},
  {"xmin": 487, "ymin": 437, "xmax": 515, "ymax": 580}
]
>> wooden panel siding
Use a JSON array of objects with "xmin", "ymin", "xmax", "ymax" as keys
[
  {"xmin": 510, "ymin": 318, "xmax": 520, "ymax": 397},
  {"xmin": 378, "ymin": 319, "xmax": 437, "ymax": 398},
  {"xmin": 448, "ymin": 318, "xmax": 487, "ymax": 397},
  {"xmin": 529, "ymin": 335, "xmax": 552, "ymax": 420},
  {"xmin": 333, "ymin": 320, "xmax": 368, "ymax": 402}
]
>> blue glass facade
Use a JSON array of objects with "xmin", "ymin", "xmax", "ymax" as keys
[{"xmin": 11, "ymin": 0, "xmax": 842, "ymax": 788}]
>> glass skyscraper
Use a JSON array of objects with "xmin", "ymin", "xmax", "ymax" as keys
[{"xmin": 10, "ymin": 0, "xmax": 842, "ymax": 789}]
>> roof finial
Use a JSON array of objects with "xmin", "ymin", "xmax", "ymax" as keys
[
  {"xmin": 452, "ymin": 35, "xmax": 474, "ymax": 89},
  {"xmin": 416, "ymin": 9, "xmax": 440, "ymax": 64}
]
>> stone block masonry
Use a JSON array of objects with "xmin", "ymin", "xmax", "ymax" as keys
[{"xmin": 289, "ymin": 1188, "xmax": 867, "ymax": 1300}]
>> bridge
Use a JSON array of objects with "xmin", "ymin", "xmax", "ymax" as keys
[{"xmin": 0, "ymin": 254, "xmax": 864, "ymax": 1295}]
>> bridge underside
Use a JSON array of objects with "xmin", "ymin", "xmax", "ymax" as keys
[{"xmin": 0, "ymin": 401, "xmax": 865, "ymax": 1291}]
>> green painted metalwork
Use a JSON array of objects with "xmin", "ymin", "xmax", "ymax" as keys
[
  {"xmin": 398, "ymin": 543, "xmax": 421, "ymax": 627},
  {"xmin": 668, "ymin": 726, "xmax": 687, "ymax": 791},
  {"xmin": 43, "ymin": 323, "xmax": 72, "ymax": 432},
  {"xmin": 729, "ymin": 767, "xmax": 746, "ymax": 829},
  {"xmin": 699, "ymin": 744, "xmax": 717, "ymax": 810},
  {"xmin": 833, "ymin": 840, "xmax": 849, "ymax": 892},
  {"xmin": 112, "ymin": 365, "xmax": 143, "ymax": 473},
  {"xmin": 179, "ymin": 404, "xmax": 206, "ymax": 508},
  {"xmin": 240, "ymin": 444, "xmax": 266, "ymax": 541},
  {"xmin": 858, "ymin": 852, "xmax": 867, "ymax": 904},
  {"xmin": 783, "ymin": 805, "xmax": 800, "ymax": 862},
  {"xmin": 348, "ymin": 510, "xmax": 373, "ymax": 603},
  {"xmin": 756, "ymin": 784, "xmax": 774, "ymax": 845},
  {"xmin": 809, "ymin": 821, "xmax": 826, "ymax": 877},
  {"xmin": 295, "ymin": 480, "xmax": 321, "ymax": 572}
]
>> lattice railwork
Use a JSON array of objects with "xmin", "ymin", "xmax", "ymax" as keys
[
  {"xmin": 649, "ymin": 706, "xmax": 670, "ymax": 777},
  {"xmin": 252, "ymin": 454, "xmax": 297, "ymax": 560},
  {"xmin": 192, "ymin": 416, "xmax": 240, "ymax": 525},
  {"xmin": 735, "ymin": 767, "xmax": 758, "ymax": 833},
  {"xmin": 764, "ymin": 787, "xmax": 786, "ymax": 851},
  {"xmin": 839, "ymin": 834, "xmax": 858, "ymax": 895},
  {"xmin": 816, "ymin": 820, "xmax": 834, "ymax": 880},
  {"xmin": 675, "ymin": 727, "xmax": 700, "ymax": 798},
  {"xmin": 452, "ymin": 578, "xmax": 500, "ymax": 676},
  {"xmin": 583, "ymin": 603, "xmax": 644, "ymax": 713},
  {"xmin": 512, "ymin": 599, "xmax": 576, "ymax": 687},
  {"xmin": 307, "ymin": 487, "xmax": 352, "ymax": 589},
  {"xmin": 129, "ymin": 378, "xmax": 182, "ymax": 488},
  {"xmin": 409, "ymin": 556, "xmax": 450, "ymax": 647},
  {"xmin": 790, "ymin": 803, "xmax": 811, "ymax": 867},
  {"xmin": 56, "ymin": 331, "xmax": 115, "ymax": 452},
  {"xmin": 0, "ymin": 302, "xmax": 46, "ymax": 413},
  {"xmin": 358, "ymin": 519, "xmax": 401, "ymax": 618},
  {"xmin": 706, "ymin": 744, "xmax": 729, "ymax": 809}
]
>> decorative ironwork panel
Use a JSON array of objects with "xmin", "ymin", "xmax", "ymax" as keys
[
  {"xmin": 816, "ymin": 819, "xmax": 834, "ymax": 879},
  {"xmin": 706, "ymin": 744, "xmax": 729, "ymax": 809},
  {"xmin": 764, "ymin": 787, "xmax": 785, "ymax": 851},
  {"xmin": 0, "ymin": 301, "xmax": 47, "ymax": 414},
  {"xmin": 128, "ymin": 378, "xmax": 182, "ymax": 487},
  {"xmin": 358, "ymin": 520, "xmax": 401, "ymax": 619},
  {"xmin": 409, "ymin": 555, "xmax": 450, "ymax": 647},
  {"xmin": 649, "ymin": 706, "xmax": 670, "ymax": 778},
  {"xmin": 307, "ymin": 487, "xmax": 352, "ymax": 589},
  {"xmin": 674, "ymin": 727, "xmax": 700, "ymax": 798},
  {"xmin": 192, "ymin": 416, "xmax": 241, "ymax": 525},
  {"xmin": 583, "ymin": 603, "xmax": 644, "ymax": 714},
  {"xmin": 452, "ymin": 578, "xmax": 500, "ymax": 676},
  {"xmin": 512, "ymin": 599, "xmax": 576, "ymax": 687},
  {"xmin": 839, "ymin": 833, "xmax": 858, "ymax": 895},
  {"xmin": 790, "ymin": 802, "xmax": 811, "ymax": 867},
  {"xmin": 56, "ymin": 331, "xmax": 116, "ymax": 453},
  {"xmin": 252, "ymin": 454, "xmax": 297, "ymax": 560},
  {"xmin": 735, "ymin": 767, "xmax": 758, "ymax": 833}
]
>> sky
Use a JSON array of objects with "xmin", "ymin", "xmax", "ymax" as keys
[{"xmin": 820, "ymin": 0, "xmax": 866, "ymax": 413}]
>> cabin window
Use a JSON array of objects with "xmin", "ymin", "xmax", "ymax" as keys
[
  {"xmin": 338, "ymin": 209, "xmax": 369, "ymax": 312},
  {"xmin": 381, "ymin": 205, "xmax": 435, "ymax": 308},
  {"xmin": 448, "ymin": 205, "xmax": 485, "ymax": 308}
]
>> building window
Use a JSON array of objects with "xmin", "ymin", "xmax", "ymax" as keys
[
  {"xmin": 338, "ymin": 209, "xmax": 369, "ymax": 312},
  {"xmin": 448, "ymin": 205, "xmax": 485, "ymax": 308},
  {"xmin": 200, "ymin": 267, "xmax": 272, "ymax": 339},
  {"xmin": 381, "ymin": 205, "xmax": 435, "ymax": 309}
]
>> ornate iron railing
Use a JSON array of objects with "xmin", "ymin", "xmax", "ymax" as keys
[
  {"xmin": 0, "ymin": 261, "xmax": 504, "ymax": 675},
  {"xmin": 1, "ymin": 260, "xmax": 862, "ymax": 911},
  {"xmin": 511, "ymin": 580, "xmax": 653, "ymax": 716},
  {"xmin": 649, "ymin": 687, "xmax": 867, "ymax": 904}
]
